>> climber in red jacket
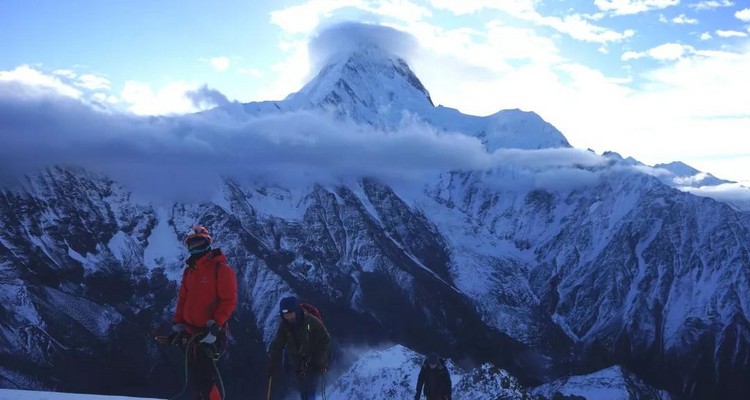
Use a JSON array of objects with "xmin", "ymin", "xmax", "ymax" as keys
[{"xmin": 168, "ymin": 224, "xmax": 238, "ymax": 400}]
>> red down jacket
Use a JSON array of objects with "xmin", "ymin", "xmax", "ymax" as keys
[{"xmin": 173, "ymin": 248, "xmax": 237, "ymax": 331}]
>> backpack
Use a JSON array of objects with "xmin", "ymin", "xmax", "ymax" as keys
[
  {"xmin": 300, "ymin": 303, "xmax": 323, "ymax": 324},
  {"xmin": 299, "ymin": 302, "xmax": 331, "ymax": 369}
]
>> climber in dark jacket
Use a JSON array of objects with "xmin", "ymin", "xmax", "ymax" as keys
[
  {"xmin": 415, "ymin": 352, "xmax": 452, "ymax": 400},
  {"xmin": 268, "ymin": 296, "xmax": 331, "ymax": 400}
]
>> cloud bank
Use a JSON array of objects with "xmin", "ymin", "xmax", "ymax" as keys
[{"xmin": 0, "ymin": 74, "xmax": 609, "ymax": 203}]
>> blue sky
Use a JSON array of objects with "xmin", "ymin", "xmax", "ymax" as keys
[{"xmin": 1, "ymin": 0, "xmax": 749, "ymax": 184}]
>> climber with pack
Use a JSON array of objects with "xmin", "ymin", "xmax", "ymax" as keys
[
  {"xmin": 414, "ymin": 352, "xmax": 452, "ymax": 400},
  {"xmin": 267, "ymin": 296, "xmax": 331, "ymax": 400},
  {"xmin": 167, "ymin": 224, "xmax": 238, "ymax": 400}
]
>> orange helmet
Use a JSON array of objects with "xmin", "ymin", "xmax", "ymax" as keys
[{"xmin": 184, "ymin": 225, "xmax": 213, "ymax": 252}]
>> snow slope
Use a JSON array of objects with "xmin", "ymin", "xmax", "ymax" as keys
[{"xmin": 0, "ymin": 389, "xmax": 160, "ymax": 400}]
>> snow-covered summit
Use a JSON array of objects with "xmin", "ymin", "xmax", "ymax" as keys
[
  {"xmin": 286, "ymin": 45, "xmax": 433, "ymax": 116},
  {"xmin": 237, "ymin": 40, "xmax": 570, "ymax": 151}
]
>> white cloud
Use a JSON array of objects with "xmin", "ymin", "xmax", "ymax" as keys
[
  {"xmin": 429, "ymin": 0, "xmax": 634, "ymax": 44},
  {"xmin": 716, "ymin": 29, "xmax": 748, "ymax": 37},
  {"xmin": 536, "ymin": 14, "xmax": 636, "ymax": 43},
  {"xmin": 92, "ymin": 92, "xmax": 119, "ymax": 104},
  {"xmin": 622, "ymin": 43, "xmax": 694, "ymax": 61},
  {"xmin": 699, "ymin": 31, "xmax": 713, "ymax": 40},
  {"xmin": 683, "ymin": 155, "xmax": 750, "ymax": 186},
  {"xmin": 672, "ymin": 14, "xmax": 699, "ymax": 24},
  {"xmin": 364, "ymin": 0, "xmax": 432, "ymax": 22},
  {"xmin": 308, "ymin": 21, "xmax": 420, "ymax": 70},
  {"xmin": 428, "ymin": 0, "xmax": 536, "ymax": 17},
  {"xmin": 53, "ymin": 69, "xmax": 77, "ymax": 79},
  {"xmin": 660, "ymin": 12, "xmax": 700, "ymax": 25},
  {"xmin": 0, "ymin": 83, "xmax": 609, "ymax": 200},
  {"xmin": 256, "ymin": 39, "xmax": 311, "ymax": 101},
  {"xmin": 274, "ymin": 0, "xmax": 632, "ymax": 47},
  {"xmin": 622, "ymin": 51, "xmax": 646, "ymax": 60},
  {"xmin": 737, "ymin": 8, "xmax": 750, "ymax": 22},
  {"xmin": 611, "ymin": 51, "xmax": 750, "ymax": 171},
  {"xmin": 689, "ymin": 0, "xmax": 734, "ymax": 10},
  {"xmin": 648, "ymin": 42, "xmax": 692, "ymax": 60},
  {"xmin": 407, "ymin": 28, "xmax": 750, "ymax": 183},
  {"xmin": 76, "ymin": 74, "xmax": 111, "ymax": 91},
  {"xmin": 681, "ymin": 183, "xmax": 750, "ymax": 211},
  {"xmin": 120, "ymin": 81, "xmax": 216, "ymax": 115},
  {"xmin": 271, "ymin": 0, "xmax": 431, "ymax": 34},
  {"xmin": 271, "ymin": 0, "xmax": 357, "ymax": 34},
  {"xmin": 210, "ymin": 56, "xmax": 230, "ymax": 72},
  {"xmin": 238, "ymin": 67, "xmax": 263, "ymax": 77},
  {"xmin": 594, "ymin": 0, "xmax": 679, "ymax": 15},
  {"xmin": 0, "ymin": 65, "xmax": 82, "ymax": 99}
]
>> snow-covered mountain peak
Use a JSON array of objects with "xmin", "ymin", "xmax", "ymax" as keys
[
  {"xmin": 478, "ymin": 108, "xmax": 570, "ymax": 151},
  {"xmin": 286, "ymin": 44, "xmax": 433, "ymax": 124},
  {"xmin": 654, "ymin": 160, "xmax": 730, "ymax": 187},
  {"xmin": 602, "ymin": 151, "xmax": 642, "ymax": 166}
]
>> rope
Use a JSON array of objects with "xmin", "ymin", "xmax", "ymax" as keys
[
  {"xmin": 168, "ymin": 334, "xmax": 197, "ymax": 400},
  {"xmin": 166, "ymin": 334, "xmax": 227, "ymax": 400},
  {"xmin": 210, "ymin": 354, "xmax": 226, "ymax": 400},
  {"xmin": 266, "ymin": 376, "xmax": 273, "ymax": 400}
]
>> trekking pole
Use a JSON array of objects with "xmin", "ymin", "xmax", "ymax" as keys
[
  {"xmin": 266, "ymin": 376, "xmax": 273, "ymax": 400},
  {"xmin": 321, "ymin": 370, "xmax": 327, "ymax": 400}
]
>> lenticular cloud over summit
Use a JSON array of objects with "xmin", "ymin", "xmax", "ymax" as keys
[{"xmin": 308, "ymin": 22, "xmax": 420, "ymax": 71}]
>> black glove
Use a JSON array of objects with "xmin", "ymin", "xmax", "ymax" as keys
[
  {"xmin": 199, "ymin": 320, "xmax": 219, "ymax": 344},
  {"xmin": 267, "ymin": 364, "xmax": 277, "ymax": 377},
  {"xmin": 414, "ymin": 394, "xmax": 420, "ymax": 400},
  {"xmin": 168, "ymin": 324, "xmax": 186, "ymax": 346}
]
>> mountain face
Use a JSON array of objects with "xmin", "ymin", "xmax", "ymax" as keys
[
  {"xmin": 2, "ymin": 44, "xmax": 749, "ymax": 400},
  {"xmin": 532, "ymin": 365, "xmax": 672, "ymax": 400}
]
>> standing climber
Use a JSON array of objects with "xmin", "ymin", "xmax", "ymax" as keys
[{"xmin": 167, "ymin": 224, "xmax": 238, "ymax": 400}]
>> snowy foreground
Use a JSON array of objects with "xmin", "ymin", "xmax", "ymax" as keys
[
  {"xmin": 0, "ymin": 344, "xmax": 672, "ymax": 400},
  {"xmin": 0, "ymin": 390, "xmax": 159, "ymax": 400}
]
